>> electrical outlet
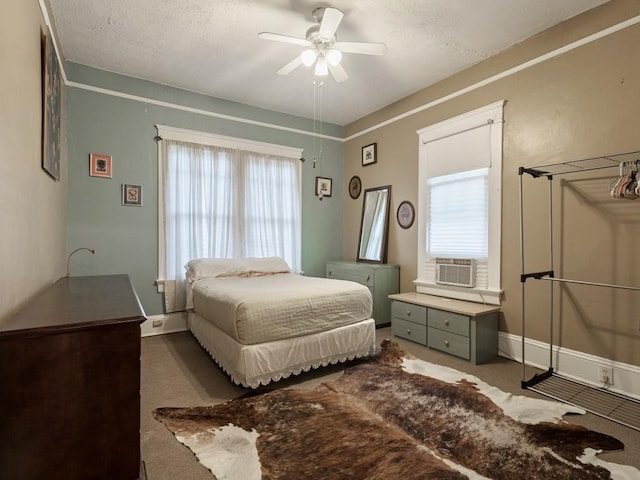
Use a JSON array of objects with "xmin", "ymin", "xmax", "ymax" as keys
[
  {"xmin": 152, "ymin": 319, "xmax": 163, "ymax": 328},
  {"xmin": 599, "ymin": 366, "xmax": 614, "ymax": 387}
]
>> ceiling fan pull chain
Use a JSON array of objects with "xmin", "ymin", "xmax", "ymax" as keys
[
  {"xmin": 319, "ymin": 81, "xmax": 324, "ymax": 169},
  {"xmin": 313, "ymin": 80, "xmax": 317, "ymax": 168}
]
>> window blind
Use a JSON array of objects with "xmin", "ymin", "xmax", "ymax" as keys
[
  {"xmin": 424, "ymin": 124, "xmax": 492, "ymax": 178},
  {"xmin": 427, "ymin": 167, "xmax": 489, "ymax": 257}
]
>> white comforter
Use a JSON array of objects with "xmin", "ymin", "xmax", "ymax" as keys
[{"xmin": 191, "ymin": 273, "xmax": 373, "ymax": 345}]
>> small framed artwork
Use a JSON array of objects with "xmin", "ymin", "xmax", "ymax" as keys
[
  {"xmin": 348, "ymin": 175, "xmax": 362, "ymax": 199},
  {"xmin": 315, "ymin": 176, "xmax": 332, "ymax": 198},
  {"xmin": 362, "ymin": 143, "xmax": 377, "ymax": 166},
  {"xmin": 396, "ymin": 200, "xmax": 415, "ymax": 229},
  {"xmin": 122, "ymin": 184, "xmax": 143, "ymax": 206},
  {"xmin": 90, "ymin": 153, "xmax": 112, "ymax": 178}
]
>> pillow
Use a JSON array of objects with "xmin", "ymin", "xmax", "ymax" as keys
[
  {"xmin": 185, "ymin": 256, "xmax": 290, "ymax": 283},
  {"xmin": 185, "ymin": 258, "xmax": 245, "ymax": 283},
  {"xmin": 238, "ymin": 256, "xmax": 291, "ymax": 275}
]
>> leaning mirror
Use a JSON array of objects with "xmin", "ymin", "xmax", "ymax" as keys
[{"xmin": 357, "ymin": 185, "xmax": 391, "ymax": 263}]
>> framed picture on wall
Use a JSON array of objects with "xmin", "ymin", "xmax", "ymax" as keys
[
  {"xmin": 41, "ymin": 29, "xmax": 61, "ymax": 181},
  {"xmin": 396, "ymin": 200, "xmax": 415, "ymax": 229},
  {"xmin": 315, "ymin": 176, "xmax": 332, "ymax": 198},
  {"xmin": 122, "ymin": 184, "xmax": 143, "ymax": 206},
  {"xmin": 90, "ymin": 153, "xmax": 112, "ymax": 178},
  {"xmin": 348, "ymin": 175, "xmax": 362, "ymax": 199},
  {"xmin": 362, "ymin": 143, "xmax": 377, "ymax": 166}
]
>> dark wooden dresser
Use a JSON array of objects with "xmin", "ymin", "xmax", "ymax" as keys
[{"xmin": 0, "ymin": 275, "xmax": 146, "ymax": 479}]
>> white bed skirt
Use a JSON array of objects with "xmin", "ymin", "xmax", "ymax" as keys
[{"xmin": 188, "ymin": 311, "xmax": 377, "ymax": 388}]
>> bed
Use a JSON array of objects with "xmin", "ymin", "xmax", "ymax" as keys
[{"xmin": 185, "ymin": 257, "xmax": 376, "ymax": 388}]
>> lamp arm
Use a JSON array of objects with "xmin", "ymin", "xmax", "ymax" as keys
[{"xmin": 65, "ymin": 247, "xmax": 96, "ymax": 278}]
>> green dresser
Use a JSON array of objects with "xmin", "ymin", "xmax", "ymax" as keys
[
  {"xmin": 389, "ymin": 292, "xmax": 500, "ymax": 364},
  {"xmin": 326, "ymin": 261, "xmax": 399, "ymax": 327}
]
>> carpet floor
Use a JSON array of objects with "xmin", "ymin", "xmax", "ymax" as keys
[{"xmin": 141, "ymin": 328, "xmax": 640, "ymax": 479}]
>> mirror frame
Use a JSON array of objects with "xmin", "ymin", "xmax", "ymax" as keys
[{"xmin": 357, "ymin": 185, "xmax": 392, "ymax": 264}]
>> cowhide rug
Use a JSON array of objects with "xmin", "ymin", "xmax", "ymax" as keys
[{"xmin": 154, "ymin": 340, "xmax": 640, "ymax": 479}]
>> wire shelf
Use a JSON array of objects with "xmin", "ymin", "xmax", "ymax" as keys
[
  {"xmin": 522, "ymin": 150, "xmax": 640, "ymax": 177},
  {"xmin": 527, "ymin": 374, "xmax": 640, "ymax": 431}
]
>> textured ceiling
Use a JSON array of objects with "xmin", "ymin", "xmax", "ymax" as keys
[{"xmin": 46, "ymin": 0, "xmax": 608, "ymax": 126}]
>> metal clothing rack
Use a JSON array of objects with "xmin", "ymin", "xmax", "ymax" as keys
[{"xmin": 518, "ymin": 150, "xmax": 640, "ymax": 431}]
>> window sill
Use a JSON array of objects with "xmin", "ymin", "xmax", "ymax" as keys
[{"xmin": 155, "ymin": 279, "xmax": 166, "ymax": 293}]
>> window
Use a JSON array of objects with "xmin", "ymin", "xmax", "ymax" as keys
[
  {"xmin": 157, "ymin": 125, "xmax": 303, "ymax": 312},
  {"xmin": 416, "ymin": 101, "xmax": 503, "ymax": 304},
  {"xmin": 427, "ymin": 167, "xmax": 489, "ymax": 257}
]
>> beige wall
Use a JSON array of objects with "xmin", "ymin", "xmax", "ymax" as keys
[
  {"xmin": 0, "ymin": 0, "xmax": 66, "ymax": 322},
  {"xmin": 344, "ymin": 0, "xmax": 640, "ymax": 366}
]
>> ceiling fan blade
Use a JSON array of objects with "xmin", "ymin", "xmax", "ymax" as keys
[
  {"xmin": 277, "ymin": 56, "xmax": 303, "ymax": 76},
  {"xmin": 335, "ymin": 41, "xmax": 386, "ymax": 55},
  {"xmin": 258, "ymin": 32, "xmax": 311, "ymax": 47},
  {"xmin": 328, "ymin": 63, "xmax": 348, "ymax": 83},
  {"xmin": 318, "ymin": 7, "xmax": 344, "ymax": 40}
]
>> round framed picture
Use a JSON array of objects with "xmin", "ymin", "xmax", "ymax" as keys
[
  {"xmin": 396, "ymin": 200, "xmax": 415, "ymax": 229},
  {"xmin": 348, "ymin": 175, "xmax": 362, "ymax": 199}
]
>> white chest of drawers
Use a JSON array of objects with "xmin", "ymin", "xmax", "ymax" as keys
[
  {"xmin": 326, "ymin": 261, "xmax": 399, "ymax": 327},
  {"xmin": 389, "ymin": 292, "xmax": 500, "ymax": 364}
]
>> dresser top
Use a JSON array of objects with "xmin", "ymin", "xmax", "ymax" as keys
[
  {"xmin": 327, "ymin": 260, "xmax": 399, "ymax": 269},
  {"xmin": 0, "ymin": 275, "xmax": 146, "ymax": 337},
  {"xmin": 389, "ymin": 292, "xmax": 500, "ymax": 316}
]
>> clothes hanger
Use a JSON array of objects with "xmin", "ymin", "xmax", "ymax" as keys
[{"xmin": 609, "ymin": 160, "xmax": 639, "ymax": 199}]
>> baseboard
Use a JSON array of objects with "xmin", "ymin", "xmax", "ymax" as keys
[
  {"xmin": 141, "ymin": 312, "xmax": 188, "ymax": 337},
  {"xmin": 499, "ymin": 332, "xmax": 640, "ymax": 401}
]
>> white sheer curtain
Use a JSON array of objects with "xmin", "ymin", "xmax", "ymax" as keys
[
  {"xmin": 160, "ymin": 139, "xmax": 301, "ymax": 313},
  {"xmin": 240, "ymin": 150, "xmax": 302, "ymax": 263}
]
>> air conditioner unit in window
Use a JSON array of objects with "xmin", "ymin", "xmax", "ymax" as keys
[{"xmin": 435, "ymin": 258, "xmax": 476, "ymax": 288}]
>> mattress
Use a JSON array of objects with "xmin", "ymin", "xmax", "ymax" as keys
[{"xmin": 191, "ymin": 273, "xmax": 373, "ymax": 345}]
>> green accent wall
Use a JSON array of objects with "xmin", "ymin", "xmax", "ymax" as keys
[{"xmin": 66, "ymin": 63, "xmax": 344, "ymax": 315}]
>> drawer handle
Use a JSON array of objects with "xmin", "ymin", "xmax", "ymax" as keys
[
  {"xmin": 444, "ymin": 319, "xmax": 449, "ymax": 326},
  {"xmin": 406, "ymin": 310, "xmax": 411, "ymax": 316},
  {"xmin": 444, "ymin": 340, "xmax": 450, "ymax": 347},
  {"xmin": 406, "ymin": 329, "xmax": 411, "ymax": 335},
  {"xmin": 367, "ymin": 275, "xmax": 371, "ymax": 282}
]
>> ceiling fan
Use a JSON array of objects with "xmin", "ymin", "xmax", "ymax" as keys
[{"xmin": 258, "ymin": 7, "xmax": 386, "ymax": 82}]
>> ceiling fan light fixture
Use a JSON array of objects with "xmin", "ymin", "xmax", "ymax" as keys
[
  {"xmin": 326, "ymin": 48, "xmax": 342, "ymax": 66},
  {"xmin": 301, "ymin": 49, "xmax": 318, "ymax": 67},
  {"xmin": 260, "ymin": 6, "xmax": 383, "ymax": 82},
  {"xmin": 315, "ymin": 56, "xmax": 328, "ymax": 76}
]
